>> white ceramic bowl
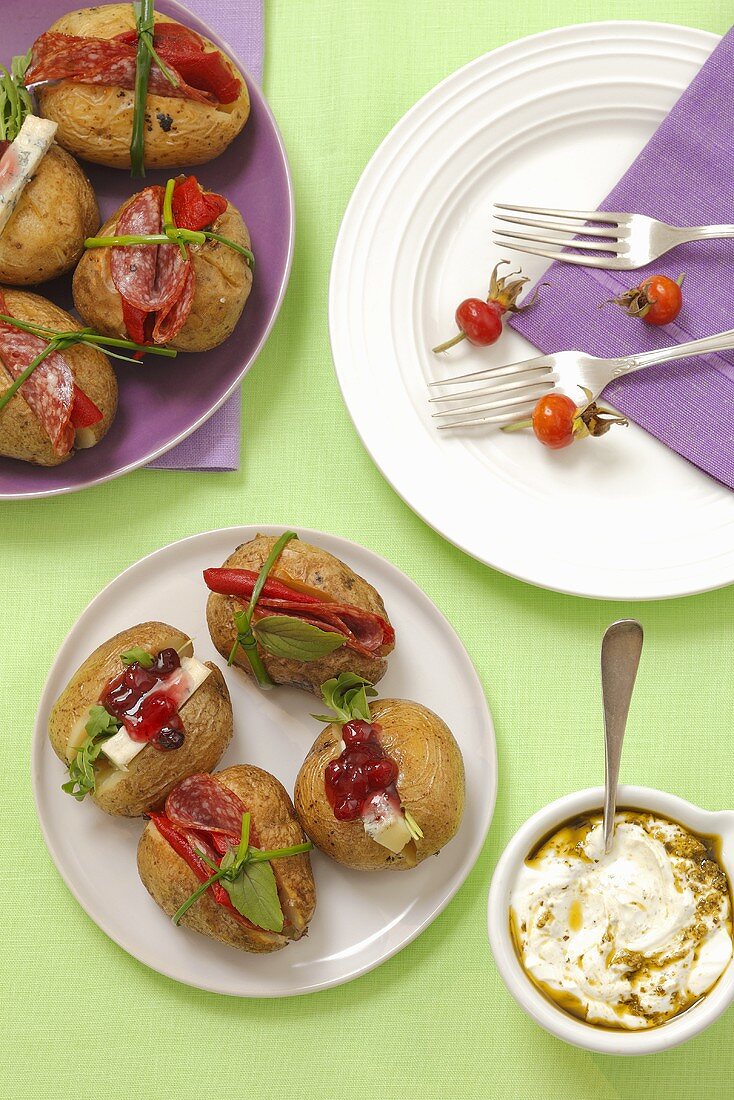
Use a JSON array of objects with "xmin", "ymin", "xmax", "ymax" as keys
[{"xmin": 488, "ymin": 785, "xmax": 734, "ymax": 1055}]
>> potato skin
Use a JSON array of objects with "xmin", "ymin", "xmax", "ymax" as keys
[
  {"xmin": 295, "ymin": 699, "xmax": 465, "ymax": 870},
  {"xmin": 0, "ymin": 145, "xmax": 99, "ymax": 285},
  {"xmin": 0, "ymin": 289, "xmax": 117, "ymax": 466},
  {"xmin": 206, "ymin": 534, "xmax": 395, "ymax": 694},
  {"xmin": 137, "ymin": 764, "xmax": 316, "ymax": 953},
  {"xmin": 48, "ymin": 622, "xmax": 233, "ymax": 816},
  {"xmin": 72, "ymin": 197, "xmax": 253, "ymax": 352},
  {"xmin": 37, "ymin": 6, "xmax": 250, "ymax": 169}
]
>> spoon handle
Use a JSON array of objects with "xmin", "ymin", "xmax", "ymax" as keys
[{"xmin": 601, "ymin": 620, "xmax": 644, "ymax": 853}]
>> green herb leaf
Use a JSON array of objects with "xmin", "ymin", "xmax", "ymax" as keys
[
  {"xmin": 252, "ymin": 615, "xmax": 345, "ymax": 662},
  {"xmin": 311, "ymin": 672, "xmax": 377, "ymax": 725},
  {"xmin": 0, "ymin": 53, "xmax": 33, "ymax": 144},
  {"xmin": 62, "ymin": 706, "xmax": 121, "ymax": 801},
  {"xmin": 120, "ymin": 647, "xmax": 154, "ymax": 668},
  {"xmin": 223, "ymin": 858, "xmax": 284, "ymax": 933}
]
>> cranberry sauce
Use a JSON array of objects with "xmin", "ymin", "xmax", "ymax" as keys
[
  {"xmin": 100, "ymin": 648, "xmax": 187, "ymax": 750},
  {"xmin": 324, "ymin": 720, "xmax": 400, "ymax": 822}
]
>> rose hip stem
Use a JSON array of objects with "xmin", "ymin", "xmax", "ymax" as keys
[{"xmin": 432, "ymin": 259, "xmax": 546, "ymax": 354}]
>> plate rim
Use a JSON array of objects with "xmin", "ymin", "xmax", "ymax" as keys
[
  {"xmin": 0, "ymin": 0, "xmax": 296, "ymax": 501},
  {"xmin": 31, "ymin": 525, "xmax": 498, "ymax": 997},
  {"xmin": 328, "ymin": 20, "xmax": 726, "ymax": 602}
]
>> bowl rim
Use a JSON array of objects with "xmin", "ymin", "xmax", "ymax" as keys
[{"xmin": 487, "ymin": 784, "xmax": 734, "ymax": 1055}]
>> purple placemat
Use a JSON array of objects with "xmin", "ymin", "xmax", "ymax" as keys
[
  {"xmin": 149, "ymin": 0, "xmax": 264, "ymax": 471},
  {"xmin": 512, "ymin": 27, "xmax": 734, "ymax": 490}
]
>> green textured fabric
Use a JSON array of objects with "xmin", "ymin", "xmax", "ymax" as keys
[{"xmin": 2, "ymin": 2, "xmax": 733, "ymax": 1097}]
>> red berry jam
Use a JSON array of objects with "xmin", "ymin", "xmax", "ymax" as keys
[
  {"xmin": 324, "ymin": 720, "xmax": 400, "ymax": 822},
  {"xmin": 100, "ymin": 648, "xmax": 187, "ymax": 749}
]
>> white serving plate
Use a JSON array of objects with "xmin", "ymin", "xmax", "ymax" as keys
[
  {"xmin": 32, "ymin": 526, "xmax": 496, "ymax": 996},
  {"xmin": 329, "ymin": 22, "xmax": 732, "ymax": 600}
]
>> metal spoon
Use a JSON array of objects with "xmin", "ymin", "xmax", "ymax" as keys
[{"xmin": 601, "ymin": 619, "xmax": 644, "ymax": 853}]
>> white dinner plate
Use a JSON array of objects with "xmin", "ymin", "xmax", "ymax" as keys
[
  {"xmin": 32, "ymin": 527, "xmax": 496, "ymax": 997},
  {"xmin": 329, "ymin": 22, "xmax": 732, "ymax": 600}
]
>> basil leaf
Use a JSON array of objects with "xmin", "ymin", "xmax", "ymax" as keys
[
  {"xmin": 252, "ymin": 616, "xmax": 346, "ymax": 662},
  {"xmin": 120, "ymin": 647, "xmax": 154, "ymax": 668},
  {"xmin": 224, "ymin": 859, "xmax": 284, "ymax": 933}
]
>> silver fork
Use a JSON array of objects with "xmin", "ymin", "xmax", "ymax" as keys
[
  {"xmin": 429, "ymin": 328, "xmax": 734, "ymax": 429},
  {"xmin": 492, "ymin": 203, "xmax": 734, "ymax": 270}
]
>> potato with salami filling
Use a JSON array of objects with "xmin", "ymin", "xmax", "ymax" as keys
[
  {"xmin": 73, "ymin": 176, "xmax": 253, "ymax": 352},
  {"xmin": 26, "ymin": 5, "xmax": 250, "ymax": 169},
  {"xmin": 138, "ymin": 766, "xmax": 317, "ymax": 953},
  {"xmin": 48, "ymin": 622, "xmax": 233, "ymax": 816},
  {"xmin": 204, "ymin": 533, "xmax": 396, "ymax": 695},
  {"xmin": 0, "ymin": 289, "xmax": 116, "ymax": 466}
]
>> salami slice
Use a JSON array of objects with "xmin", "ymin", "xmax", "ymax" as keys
[
  {"xmin": 110, "ymin": 188, "xmax": 187, "ymax": 312},
  {"xmin": 0, "ymin": 326, "xmax": 74, "ymax": 456},
  {"xmin": 152, "ymin": 263, "xmax": 195, "ymax": 343},
  {"xmin": 26, "ymin": 32, "xmax": 215, "ymax": 105},
  {"xmin": 165, "ymin": 774, "xmax": 247, "ymax": 837}
]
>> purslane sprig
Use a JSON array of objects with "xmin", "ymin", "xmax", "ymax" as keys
[
  {"xmin": 0, "ymin": 52, "xmax": 32, "ymax": 143},
  {"xmin": 0, "ymin": 314, "xmax": 176, "ymax": 417},
  {"xmin": 62, "ymin": 706, "xmax": 121, "ymax": 801},
  {"xmin": 172, "ymin": 811, "xmax": 313, "ymax": 931},
  {"xmin": 311, "ymin": 672, "xmax": 377, "ymax": 725},
  {"xmin": 85, "ymin": 177, "xmax": 256, "ymax": 269}
]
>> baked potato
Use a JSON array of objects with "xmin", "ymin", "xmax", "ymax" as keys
[
  {"xmin": 138, "ymin": 765, "xmax": 316, "ymax": 953},
  {"xmin": 48, "ymin": 622, "xmax": 233, "ymax": 816},
  {"xmin": 205, "ymin": 534, "xmax": 396, "ymax": 694},
  {"xmin": 0, "ymin": 144, "xmax": 99, "ymax": 285},
  {"xmin": 0, "ymin": 289, "xmax": 116, "ymax": 466},
  {"xmin": 29, "ymin": 5, "xmax": 250, "ymax": 169},
  {"xmin": 72, "ymin": 180, "xmax": 253, "ymax": 352},
  {"xmin": 295, "ymin": 698, "xmax": 465, "ymax": 870}
]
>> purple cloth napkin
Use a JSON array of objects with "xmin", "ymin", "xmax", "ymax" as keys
[
  {"xmin": 148, "ymin": 0, "xmax": 264, "ymax": 471},
  {"xmin": 512, "ymin": 27, "xmax": 734, "ymax": 489}
]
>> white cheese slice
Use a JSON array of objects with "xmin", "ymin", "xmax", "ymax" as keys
[
  {"xmin": 100, "ymin": 656, "xmax": 211, "ymax": 772},
  {"xmin": 362, "ymin": 792, "xmax": 412, "ymax": 854},
  {"xmin": 0, "ymin": 115, "xmax": 58, "ymax": 236}
]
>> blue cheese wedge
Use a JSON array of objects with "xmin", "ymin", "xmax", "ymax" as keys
[
  {"xmin": 100, "ymin": 656, "xmax": 212, "ymax": 771},
  {"xmin": 0, "ymin": 115, "xmax": 58, "ymax": 236}
]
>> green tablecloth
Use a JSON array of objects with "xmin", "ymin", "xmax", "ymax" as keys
[{"xmin": 2, "ymin": 2, "xmax": 732, "ymax": 1097}]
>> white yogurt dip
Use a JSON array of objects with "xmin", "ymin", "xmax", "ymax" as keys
[{"xmin": 509, "ymin": 811, "xmax": 733, "ymax": 1029}]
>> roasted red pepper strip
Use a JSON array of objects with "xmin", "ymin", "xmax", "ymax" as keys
[
  {"xmin": 69, "ymin": 385, "xmax": 103, "ymax": 429},
  {"xmin": 148, "ymin": 812, "xmax": 255, "ymax": 927},
  {"xmin": 115, "ymin": 24, "xmax": 241, "ymax": 104},
  {"xmin": 171, "ymin": 176, "xmax": 227, "ymax": 232},
  {"xmin": 203, "ymin": 567, "xmax": 328, "ymax": 606}
]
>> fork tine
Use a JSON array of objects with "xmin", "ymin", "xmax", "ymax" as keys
[
  {"xmin": 493, "ymin": 202, "xmax": 622, "ymax": 224},
  {"xmin": 432, "ymin": 384, "xmax": 552, "ymax": 421},
  {"xmin": 493, "ymin": 214, "xmax": 623, "ymax": 239},
  {"xmin": 430, "ymin": 371, "xmax": 557, "ymax": 405},
  {"xmin": 436, "ymin": 403, "xmax": 539, "ymax": 430},
  {"xmin": 428, "ymin": 354, "xmax": 551, "ymax": 387},
  {"xmin": 491, "ymin": 239, "xmax": 626, "ymax": 269},
  {"xmin": 493, "ymin": 228, "xmax": 620, "ymax": 253}
]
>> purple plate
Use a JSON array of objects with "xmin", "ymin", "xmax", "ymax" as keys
[{"xmin": 0, "ymin": 0, "xmax": 294, "ymax": 499}]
